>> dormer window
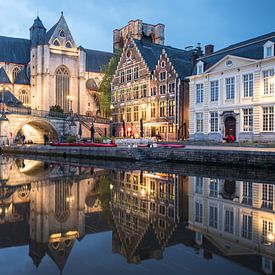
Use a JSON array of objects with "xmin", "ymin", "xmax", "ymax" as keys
[
  {"xmin": 59, "ymin": 30, "xmax": 65, "ymax": 37},
  {"xmin": 53, "ymin": 39, "xmax": 60, "ymax": 46},
  {"xmin": 197, "ymin": 61, "xmax": 204, "ymax": 74},
  {"xmin": 65, "ymin": 41, "xmax": 72, "ymax": 48},
  {"xmin": 263, "ymin": 41, "xmax": 274, "ymax": 58}
]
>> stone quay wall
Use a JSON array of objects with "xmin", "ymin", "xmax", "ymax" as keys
[{"xmin": 2, "ymin": 145, "xmax": 275, "ymax": 169}]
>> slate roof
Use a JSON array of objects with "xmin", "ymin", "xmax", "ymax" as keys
[
  {"xmin": 0, "ymin": 67, "xmax": 11, "ymax": 83},
  {"xmin": 195, "ymin": 32, "xmax": 275, "ymax": 74},
  {"xmin": 0, "ymin": 36, "xmax": 30, "ymax": 64},
  {"xmin": 0, "ymin": 90, "xmax": 22, "ymax": 106},
  {"xmin": 134, "ymin": 39, "xmax": 196, "ymax": 80},
  {"xmin": 15, "ymin": 67, "xmax": 30, "ymax": 85},
  {"xmin": 84, "ymin": 48, "xmax": 114, "ymax": 72}
]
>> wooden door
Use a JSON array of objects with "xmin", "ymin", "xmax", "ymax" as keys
[{"xmin": 225, "ymin": 117, "xmax": 236, "ymax": 138}]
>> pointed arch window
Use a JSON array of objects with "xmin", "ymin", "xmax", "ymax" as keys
[
  {"xmin": 19, "ymin": 90, "xmax": 30, "ymax": 107},
  {"xmin": 59, "ymin": 30, "xmax": 65, "ymax": 37},
  {"xmin": 53, "ymin": 39, "xmax": 60, "ymax": 46},
  {"xmin": 12, "ymin": 67, "xmax": 20, "ymax": 83},
  {"xmin": 65, "ymin": 41, "xmax": 72, "ymax": 48},
  {"xmin": 55, "ymin": 66, "xmax": 70, "ymax": 112},
  {"xmin": 54, "ymin": 180, "xmax": 70, "ymax": 223}
]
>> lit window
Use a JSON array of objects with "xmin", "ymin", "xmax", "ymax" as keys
[
  {"xmin": 19, "ymin": 90, "xmax": 30, "ymax": 107},
  {"xmin": 150, "ymin": 103, "xmax": 156, "ymax": 118},
  {"xmin": 159, "ymin": 101, "xmax": 166, "ymax": 117},
  {"xmin": 168, "ymin": 100, "xmax": 175, "ymax": 116}
]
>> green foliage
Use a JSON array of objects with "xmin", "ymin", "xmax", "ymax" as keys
[
  {"xmin": 98, "ymin": 50, "xmax": 122, "ymax": 118},
  {"xmin": 66, "ymin": 136, "xmax": 76, "ymax": 143},
  {"xmin": 50, "ymin": 105, "xmax": 64, "ymax": 113}
]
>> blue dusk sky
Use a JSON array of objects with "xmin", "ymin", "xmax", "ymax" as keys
[{"xmin": 0, "ymin": 0, "xmax": 274, "ymax": 53}]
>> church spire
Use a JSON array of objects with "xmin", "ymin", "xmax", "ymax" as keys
[{"xmin": 30, "ymin": 16, "xmax": 46, "ymax": 47}]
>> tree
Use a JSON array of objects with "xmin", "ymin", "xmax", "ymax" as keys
[
  {"xmin": 49, "ymin": 105, "xmax": 64, "ymax": 113},
  {"xmin": 98, "ymin": 50, "xmax": 122, "ymax": 118}
]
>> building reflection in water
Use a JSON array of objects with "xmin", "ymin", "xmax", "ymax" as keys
[{"xmin": 0, "ymin": 156, "xmax": 274, "ymax": 274}]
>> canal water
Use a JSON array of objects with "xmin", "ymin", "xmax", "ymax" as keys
[{"xmin": 0, "ymin": 155, "xmax": 274, "ymax": 275}]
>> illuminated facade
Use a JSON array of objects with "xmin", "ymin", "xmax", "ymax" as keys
[
  {"xmin": 111, "ymin": 21, "xmax": 201, "ymax": 141},
  {"xmin": 189, "ymin": 32, "xmax": 275, "ymax": 142}
]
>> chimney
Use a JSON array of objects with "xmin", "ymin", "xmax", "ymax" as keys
[{"xmin": 205, "ymin": 44, "xmax": 214, "ymax": 56}]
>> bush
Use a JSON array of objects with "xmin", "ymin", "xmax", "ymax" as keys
[
  {"xmin": 50, "ymin": 105, "xmax": 64, "ymax": 113},
  {"xmin": 66, "ymin": 136, "xmax": 76, "ymax": 143},
  {"xmin": 94, "ymin": 137, "xmax": 103, "ymax": 143}
]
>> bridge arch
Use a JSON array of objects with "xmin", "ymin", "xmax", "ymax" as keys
[{"xmin": 14, "ymin": 118, "xmax": 59, "ymax": 144}]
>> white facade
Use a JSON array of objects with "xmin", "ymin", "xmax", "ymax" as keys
[{"xmin": 189, "ymin": 38, "xmax": 275, "ymax": 142}]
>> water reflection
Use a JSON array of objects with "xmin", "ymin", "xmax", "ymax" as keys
[{"xmin": 0, "ymin": 156, "xmax": 274, "ymax": 274}]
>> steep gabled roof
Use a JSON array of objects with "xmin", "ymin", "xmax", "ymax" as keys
[
  {"xmin": 134, "ymin": 39, "xmax": 195, "ymax": 79},
  {"xmin": 0, "ymin": 67, "xmax": 11, "ymax": 83},
  {"xmin": 84, "ymin": 48, "xmax": 114, "ymax": 72},
  {"xmin": 195, "ymin": 32, "xmax": 275, "ymax": 74},
  {"xmin": 15, "ymin": 67, "xmax": 30, "ymax": 85},
  {"xmin": 0, "ymin": 90, "xmax": 22, "ymax": 106},
  {"xmin": 0, "ymin": 36, "xmax": 30, "ymax": 64}
]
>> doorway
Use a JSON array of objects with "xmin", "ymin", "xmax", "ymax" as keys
[
  {"xmin": 151, "ymin": 126, "xmax": 156, "ymax": 137},
  {"xmin": 225, "ymin": 116, "xmax": 236, "ymax": 138}
]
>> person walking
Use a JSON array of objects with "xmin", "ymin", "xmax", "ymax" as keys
[
  {"xmin": 90, "ymin": 122, "xmax": 95, "ymax": 143},
  {"xmin": 21, "ymin": 135, "xmax": 25, "ymax": 145}
]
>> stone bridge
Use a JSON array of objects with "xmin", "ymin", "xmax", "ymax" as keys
[{"xmin": 0, "ymin": 106, "xmax": 110, "ymax": 144}]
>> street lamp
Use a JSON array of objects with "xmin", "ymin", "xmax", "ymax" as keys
[{"xmin": 67, "ymin": 95, "xmax": 74, "ymax": 113}]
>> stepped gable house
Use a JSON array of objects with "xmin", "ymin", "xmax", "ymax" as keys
[
  {"xmin": 0, "ymin": 13, "xmax": 113, "ymax": 116},
  {"xmin": 111, "ymin": 20, "xmax": 201, "ymax": 141},
  {"xmin": 189, "ymin": 32, "xmax": 275, "ymax": 142}
]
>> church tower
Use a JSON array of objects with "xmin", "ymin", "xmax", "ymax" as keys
[{"xmin": 29, "ymin": 16, "xmax": 46, "ymax": 48}]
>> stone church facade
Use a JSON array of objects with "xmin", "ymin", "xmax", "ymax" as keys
[{"xmin": 0, "ymin": 13, "xmax": 113, "ymax": 116}]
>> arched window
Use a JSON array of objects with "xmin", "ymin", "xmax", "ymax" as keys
[
  {"xmin": 54, "ymin": 180, "xmax": 70, "ymax": 223},
  {"xmin": 59, "ymin": 30, "xmax": 65, "ymax": 37},
  {"xmin": 12, "ymin": 67, "xmax": 20, "ymax": 83},
  {"xmin": 19, "ymin": 90, "xmax": 30, "ymax": 107},
  {"xmin": 55, "ymin": 66, "xmax": 70, "ymax": 112},
  {"xmin": 53, "ymin": 39, "xmax": 60, "ymax": 46},
  {"xmin": 65, "ymin": 41, "xmax": 72, "ymax": 48}
]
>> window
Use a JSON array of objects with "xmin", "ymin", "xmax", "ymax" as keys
[
  {"xmin": 243, "ymin": 73, "xmax": 253, "ymax": 97},
  {"xmin": 65, "ymin": 41, "xmax": 72, "ymax": 48},
  {"xmin": 160, "ymin": 85, "xmax": 166, "ymax": 94},
  {"xmin": 266, "ymin": 47, "xmax": 272, "ymax": 57},
  {"xmin": 264, "ymin": 41, "xmax": 274, "ymax": 58},
  {"xmin": 151, "ymin": 87, "xmax": 156, "ymax": 96},
  {"xmin": 159, "ymin": 205, "xmax": 165, "ymax": 215},
  {"xmin": 242, "ymin": 215, "xmax": 252, "ymax": 240},
  {"xmin": 242, "ymin": 181, "xmax": 252, "ymax": 205},
  {"xmin": 226, "ymin": 77, "xmax": 235, "ymax": 99},
  {"xmin": 168, "ymin": 184, "xmax": 175, "ymax": 200},
  {"xmin": 159, "ymin": 126, "xmax": 167, "ymax": 133},
  {"xmin": 159, "ymin": 101, "xmax": 166, "ymax": 117},
  {"xmin": 243, "ymin": 108, "xmax": 253, "ymax": 132},
  {"xmin": 133, "ymin": 66, "xmax": 139, "ymax": 80},
  {"xmin": 196, "ymin": 113, "xmax": 203, "ymax": 132},
  {"xmin": 168, "ymin": 100, "xmax": 175, "ymax": 116},
  {"xmin": 168, "ymin": 124, "xmax": 175, "ymax": 133},
  {"xmin": 161, "ymin": 61, "xmax": 165, "ymax": 68},
  {"xmin": 263, "ymin": 69, "xmax": 274, "ymax": 95},
  {"xmin": 59, "ymin": 30, "xmax": 65, "ymax": 37},
  {"xmin": 126, "ymin": 107, "xmax": 131, "ymax": 122},
  {"xmin": 120, "ymin": 71, "xmax": 125, "ymax": 83},
  {"xmin": 210, "ymin": 80, "xmax": 219, "ymax": 102},
  {"xmin": 141, "ymin": 84, "xmax": 147, "ymax": 98},
  {"xmin": 169, "ymin": 82, "xmax": 175, "ymax": 93},
  {"xmin": 210, "ymin": 112, "xmax": 219, "ymax": 132},
  {"xmin": 195, "ymin": 201, "xmax": 203, "ymax": 223},
  {"xmin": 209, "ymin": 179, "xmax": 218, "ymax": 197},
  {"xmin": 209, "ymin": 206, "xmax": 218, "ymax": 228},
  {"xmin": 262, "ymin": 220, "xmax": 273, "ymax": 243},
  {"xmin": 133, "ymin": 86, "xmax": 139, "ymax": 99},
  {"xmin": 141, "ymin": 108, "xmax": 146, "ymax": 121},
  {"xmin": 224, "ymin": 209, "xmax": 234, "ymax": 234},
  {"xmin": 126, "ymin": 69, "xmax": 132, "ymax": 82},
  {"xmin": 160, "ymin": 71, "xmax": 166, "ymax": 81},
  {"xmin": 19, "ymin": 90, "xmax": 30, "ymax": 107},
  {"xmin": 53, "ymin": 39, "xmax": 60, "ymax": 46},
  {"xmin": 151, "ymin": 103, "xmax": 156, "ymax": 118},
  {"xmin": 195, "ymin": 177, "xmax": 203, "ymax": 194},
  {"xmin": 12, "ymin": 67, "xmax": 20, "ymax": 83},
  {"xmin": 196, "ymin": 83, "xmax": 204, "ymax": 103},
  {"xmin": 126, "ymin": 88, "xmax": 131, "ymax": 101},
  {"xmin": 120, "ymin": 90, "xmax": 124, "ymax": 102},
  {"xmin": 262, "ymin": 184, "xmax": 273, "ymax": 209},
  {"xmin": 134, "ymin": 106, "xmax": 139, "ymax": 121},
  {"xmin": 197, "ymin": 62, "xmax": 204, "ymax": 74},
  {"xmin": 55, "ymin": 66, "xmax": 70, "ymax": 112},
  {"xmin": 119, "ymin": 108, "xmax": 124, "ymax": 122},
  {"xmin": 263, "ymin": 106, "xmax": 274, "ymax": 132}
]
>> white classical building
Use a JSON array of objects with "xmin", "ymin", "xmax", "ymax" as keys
[{"xmin": 189, "ymin": 32, "xmax": 275, "ymax": 142}]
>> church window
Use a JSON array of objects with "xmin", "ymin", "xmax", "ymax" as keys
[
  {"xmin": 19, "ymin": 90, "xmax": 30, "ymax": 107},
  {"xmin": 53, "ymin": 39, "xmax": 60, "ymax": 46},
  {"xmin": 12, "ymin": 67, "xmax": 20, "ymax": 83},
  {"xmin": 55, "ymin": 66, "xmax": 70, "ymax": 112},
  {"xmin": 54, "ymin": 180, "xmax": 70, "ymax": 222},
  {"xmin": 65, "ymin": 41, "xmax": 72, "ymax": 48},
  {"xmin": 59, "ymin": 30, "xmax": 65, "ymax": 37}
]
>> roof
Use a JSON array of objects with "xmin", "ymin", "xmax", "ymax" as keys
[
  {"xmin": 30, "ymin": 16, "xmax": 46, "ymax": 30},
  {"xmin": 134, "ymin": 39, "xmax": 196, "ymax": 79},
  {"xmin": 15, "ymin": 67, "xmax": 30, "ymax": 84},
  {"xmin": 0, "ymin": 67, "xmax": 11, "ymax": 83},
  {"xmin": 84, "ymin": 48, "xmax": 114, "ymax": 72},
  {"xmin": 0, "ymin": 90, "xmax": 22, "ymax": 106},
  {"xmin": 0, "ymin": 36, "xmax": 30, "ymax": 64},
  {"xmin": 195, "ymin": 32, "xmax": 275, "ymax": 74}
]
